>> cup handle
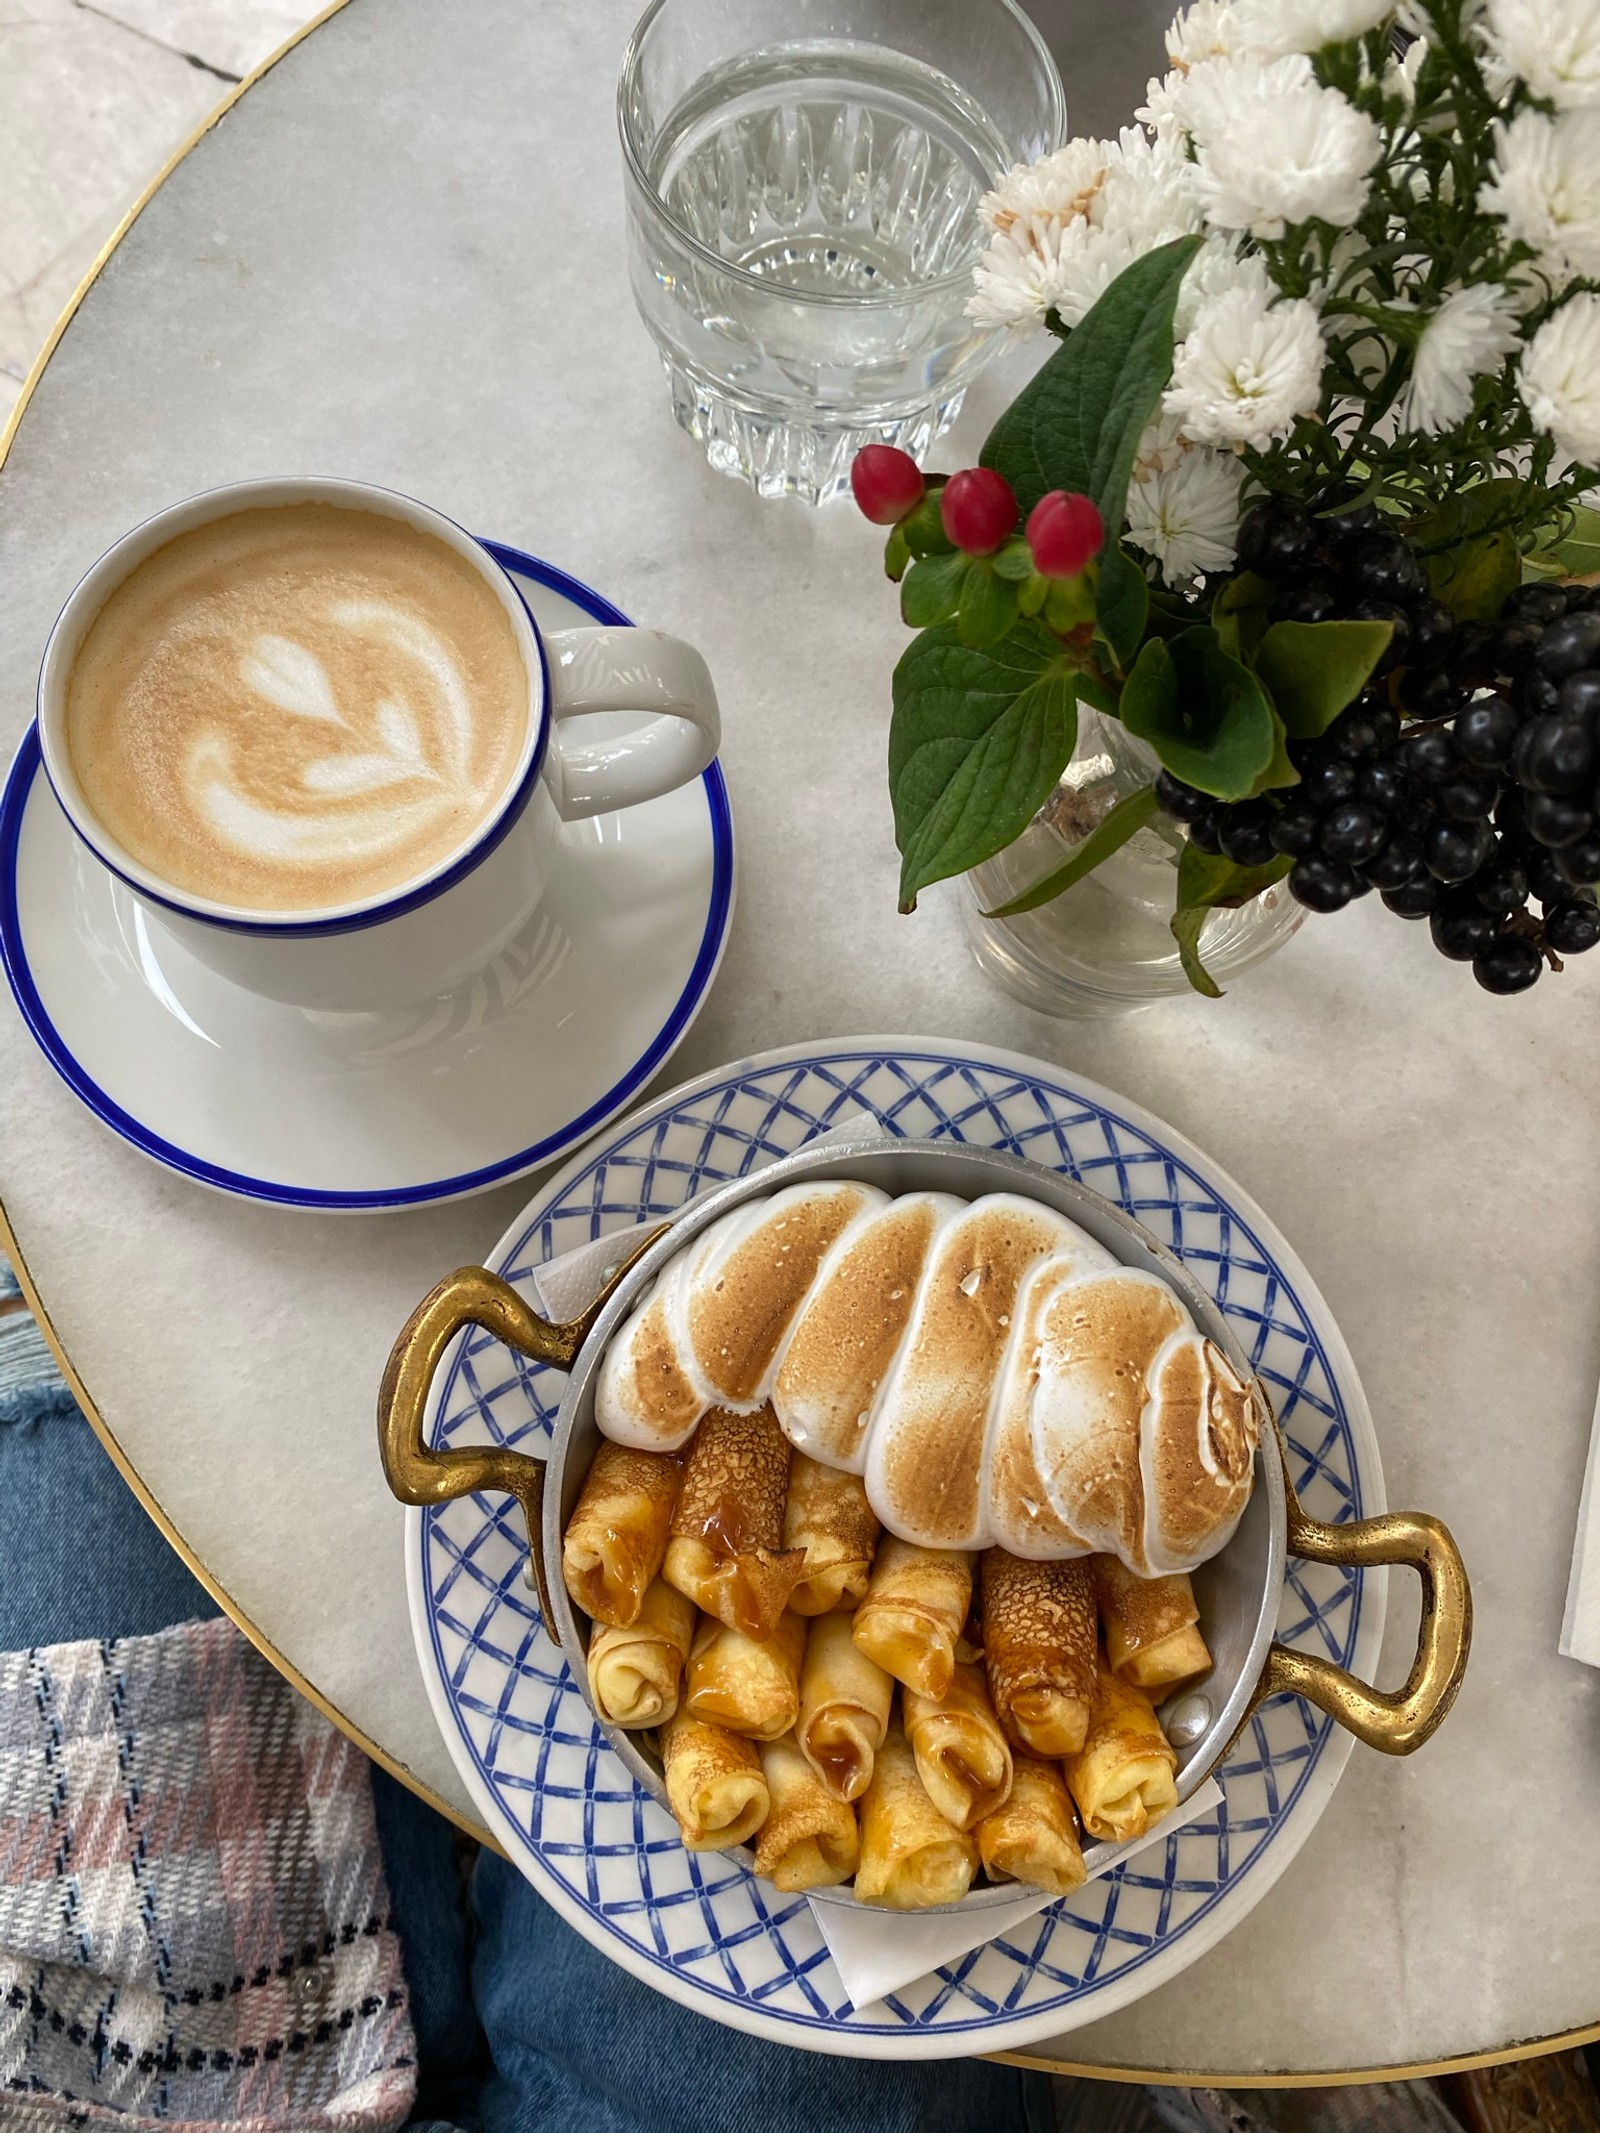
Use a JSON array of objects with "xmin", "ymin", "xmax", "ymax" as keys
[
  {"xmin": 1247, "ymin": 1448, "xmax": 1473, "ymax": 1754},
  {"xmin": 377, "ymin": 1236, "xmax": 664, "ymax": 1625},
  {"xmin": 543, "ymin": 625, "xmax": 721, "ymax": 820}
]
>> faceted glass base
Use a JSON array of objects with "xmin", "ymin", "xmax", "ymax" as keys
[
  {"xmin": 962, "ymin": 714, "xmax": 1305, "ymax": 1016},
  {"xmin": 663, "ymin": 355, "xmax": 965, "ymax": 504}
]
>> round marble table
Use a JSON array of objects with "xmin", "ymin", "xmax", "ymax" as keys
[{"xmin": 2, "ymin": 0, "xmax": 1597, "ymax": 2085}]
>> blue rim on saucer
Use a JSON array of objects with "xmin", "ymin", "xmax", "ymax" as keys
[
  {"xmin": 0, "ymin": 547, "xmax": 735, "ymax": 1211},
  {"xmin": 407, "ymin": 1040, "xmax": 1386, "ymax": 2057}
]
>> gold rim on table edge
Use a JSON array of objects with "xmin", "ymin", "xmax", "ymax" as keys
[{"xmin": 0, "ymin": 0, "xmax": 1591, "ymax": 2086}]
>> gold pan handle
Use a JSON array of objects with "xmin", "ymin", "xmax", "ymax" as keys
[
  {"xmin": 377, "ymin": 1238, "xmax": 663, "ymax": 1628},
  {"xmin": 1252, "ymin": 1463, "xmax": 1472, "ymax": 1754}
]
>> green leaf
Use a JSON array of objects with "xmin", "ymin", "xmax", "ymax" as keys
[
  {"xmin": 884, "ymin": 523, "xmax": 912, "ymax": 582},
  {"xmin": 901, "ymin": 489, "xmax": 953, "ymax": 559},
  {"xmin": 1428, "ymin": 531, "xmax": 1521, "ymax": 622},
  {"xmin": 1409, "ymin": 478, "xmax": 1524, "ymax": 555},
  {"xmin": 1119, "ymin": 627, "xmax": 1277, "ymax": 801},
  {"xmin": 1212, "ymin": 571, "xmax": 1273, "ymax": 664},
  {"xmin": 1169, "ymin": 843, "xmax": 1293, "ymax": 998},
  {"xmin": 1171, "ymin": 906, "xmax": 1225, "ymax": 999},
  {"xmin": 991, "ymin": 536, "xmax": 1036, "ymax": 582},
  {"xmin": 956, "ymin": 560, "xmax": 1021, "ymax": 649},
  {"xmin": 1096, "ymin": 546, "xmax": 1149, "ymax": 670},
  {"xmin": 1073, "ymin": 667, "xmax": 1121, "ymax": 717},
  {"xmin": 980, "ymin": 235, "xmax": 1203, "ymax": 526},
  {"xmin": 1251, "ymin": 710, "xmax": 1300, "ymax": 794},
  {"xmin": 901, "ymin": 552, "xmax": 968, "ymax": 629},
  {"xmin": 1538, "ymin": 503, "xmax": 1600, "ymax": 581},
  {"xmin": 1147, "ymin": 584, "xmax": 1201, "ymax": 640},
  {"xmin": 1254, "ymin": 620, "xmax": 1393, "ymax": 740},
  {"xmin": 984, "ymin": 785, "xmax": 1160, "ymax": 917},
  {"xmin": 889, "ymin": 620, "xmax": 1080, "ymax": 911},
  {"xmin": 1409, "ymin": 481, "xmax": 1525, "ymax": 621}
]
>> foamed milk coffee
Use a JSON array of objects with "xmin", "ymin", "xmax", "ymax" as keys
[{"xmin": 64, "ymin": 502, "xmax": 529, "ymax": 912}]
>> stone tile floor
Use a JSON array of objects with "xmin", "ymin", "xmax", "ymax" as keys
[{"xmin": 0, "ymin": 0, "xmax": 314, "ymax": 424}]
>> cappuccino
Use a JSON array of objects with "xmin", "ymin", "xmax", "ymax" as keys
[{"xmin": 64, "ymin": 502, "xmax": 529, "ymax": 913}]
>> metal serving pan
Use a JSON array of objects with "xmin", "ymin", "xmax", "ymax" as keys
[{"xmin": 380, "ymin": 1135, "xmax": 1470, "ymax": 1912}]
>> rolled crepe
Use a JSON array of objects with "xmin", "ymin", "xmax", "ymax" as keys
[
  {"xmin": 585, "ymin": 1578, "xmax": 696, "ymax": 1729},
  {"xmin": 851, "ymin": 1538, "xmax": 973, "ymax": 1699},
  {"xmin": 561, "ymin": 1442, "xmax": 682, "ymax": 1628},
  {"xmin": 686, "ymin": 1612, "xmax": 806, "ymax": 1740},
  {"xmin": 1065, "ymin": 1654, "xmax": 1180, "ymax": 1843},
  {"xmin": 1092, "ymin": 1556, "xmax": 1212, "ymax": 1692},
  {"xmin": 753, "ymin": 1733, "xmax": 860, "ymax": 1892},
  {"xmin": 783, "ymin": 1455, "xmax": 880, "ymax": 1615},
  {"xmin": 796, "ymin": 1611, "xmax": 894, "ymax": 1803},
  {"xmin": 661, "ymin": 1710, "xmax": 770, "ymax": 1850},
  {"xmin": 981, "ymin": 1548, "xmax": 1097, "ymax": 1757},
  {"xmin": 978, "ymin": 1754, "xmax": 1086, "ymax": 1897},
  {"xmin": 853, "ymin": 1719, "xmax": 977, "ymax": 1910},
  {"xmin": 664, "ymin": 1406, "xmax": 805, "ymax": 1640},
  {"xmin": 903, "ymin": 1660, "xmax": 1013, "ymax": 1831}
]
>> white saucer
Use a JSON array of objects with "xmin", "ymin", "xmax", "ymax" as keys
[{"xmin": 0, "ymin": 546, "xmax": 735, "ymax": 1210}]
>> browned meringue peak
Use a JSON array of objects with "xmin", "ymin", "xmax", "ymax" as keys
[
  {"xmin": 1139, "ymin": 1332, "xmax": 1262, "ymax": 1574},
  {"xmin": 864, "ymin": 1195, "xmax": 1091, "ymax": 1551},
  {"xmin": 1030, "ymin": 1269, "xmax": 1190, "ymax": 1574},
  {"xmin": 681, "ymin": 1182, "xmax": 885, "ymax": 1408},
  {"xmin": 595, "ymin": 1185, "xmax": 881, "ymax": 1449},
  {"xmin": 983, "ymin": 1250, "xmax": 1113, "ymax": 1559},
  {"xmin": 593, "ymin": 1286, "xmax": 704, "ymax": 1452},
  {"xmin": 772, "ymin": 1191, "xmax": 962, "ymax": 1472}
]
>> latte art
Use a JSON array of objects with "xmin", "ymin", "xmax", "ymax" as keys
[{"xmin": 65, "ymin": 503, "xmax": 529, "ymax": 912}]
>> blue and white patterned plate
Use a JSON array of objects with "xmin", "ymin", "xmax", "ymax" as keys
[{"xmin": 406, "ymin": 1039, "xmax": 1385, "ymax": 2057}]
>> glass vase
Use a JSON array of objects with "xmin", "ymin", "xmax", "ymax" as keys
[{"xmin": 962, "ymin": 712, "xmax": 1304, "ymax": 1016}]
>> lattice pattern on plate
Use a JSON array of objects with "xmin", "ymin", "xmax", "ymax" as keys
[{"xmin": 414, "ymin": 1046, "xmax": 1378, "ymax": 2049}]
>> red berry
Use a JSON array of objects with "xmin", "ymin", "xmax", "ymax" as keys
[
  {"xmin": 849, "ymin": 445, "xmax": 926, "ymax": 525},
  {"xmin": 940, "ymin": 467, "xmax": 1019, "ymax": 555},
  {"xmin": 1027, "ymin": 491, "xmax": 1104, "ymax": 578}
]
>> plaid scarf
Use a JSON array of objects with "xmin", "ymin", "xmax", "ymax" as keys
[{"xmin": 0, "ymin": 1614, "xmax": 416, "ymax": 2130}]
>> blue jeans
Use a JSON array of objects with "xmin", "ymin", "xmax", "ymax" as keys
[{"xmin": 0, "ymin": 1390, "xmax": 1055, "ymax": 2133}]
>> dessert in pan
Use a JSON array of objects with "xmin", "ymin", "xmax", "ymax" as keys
[{"xmin": 560, "ymin": 1180, "xmax": 1264, "ymax": 1908}]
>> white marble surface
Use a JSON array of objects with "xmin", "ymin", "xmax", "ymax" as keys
[
  {"xmin": 0, "ymin": 0, "xmax": 316, "ymax": 418},
  {"xmin": 1, "ymin": 0, "xmax": 1598, "ymax": 2079}
]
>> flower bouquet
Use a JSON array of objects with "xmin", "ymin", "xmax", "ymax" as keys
[{"xmin": 854, "ymin": 0, "xmax": 1600, "ymax": 998}]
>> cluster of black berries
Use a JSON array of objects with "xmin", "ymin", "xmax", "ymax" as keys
[{"xmin": 1154, "ymin": 499, "xmax": 1600, "ymax": 996}]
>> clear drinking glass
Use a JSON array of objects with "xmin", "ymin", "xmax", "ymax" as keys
[{"xmin": 617, "ymin": 0, "xmax": 1066, "ymax": 503}]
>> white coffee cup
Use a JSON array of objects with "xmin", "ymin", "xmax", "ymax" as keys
[{"xmin": 35, "ymin": 476, "xmax": 721, "ymax": 1011}]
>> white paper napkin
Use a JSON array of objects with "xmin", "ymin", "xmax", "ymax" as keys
[
  {"xmin": 810, "ymin": 1777, "xmax": 1225, "ymax": 2013},
  {"xmin": 1560, "ymin": 1375, "xmax": 1600, "ymax": 1663}
]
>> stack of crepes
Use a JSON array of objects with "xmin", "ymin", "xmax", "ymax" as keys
[{"xmin": 556, "ymin": 1180, "xmax": 1263, "ymax": 1907}]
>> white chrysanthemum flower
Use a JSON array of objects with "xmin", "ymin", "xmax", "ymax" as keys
[
  {"xmin": 1174, "ymin": 238, "xmax": 1271, "ymax": 336},
  {"xmin": 1520, "ymin": 295, "xmax": 1600, "ymax": 464},
  {"xmin": 979, "ymin": 139, "xmax": 1116, "ymax": 233},
  {"xmin": 1167, "ymin": 0, "xmax": 1244, "ymax": 68},
  {"xmin": 1125, "ymin": 414, "xmax": 1249, "ymax": 580},
  {"xmin": 1480, "ymin": 110, "xmax": 1600, "ymax": 288},
  {"xmin": 967, "ymin": 128, "xmax": 1200, "ymax": 334},
  {"xmin": 1383, "ymin": 35, "xmax": 1428, "ymax": 107},
  {"xmin": 1480, "ymin": 0, "xmax": 1600, "ymax": 109},
  {"xmin": 1165, "ymin": 281, "xmax": 1327, "ymax": 447},
  {"xmin": 1177, "ymin": 54, "xmax": 1383, "ymax": 236},
  {"xmin": 1394, "ymin": 284, "xmax": 1522, "ymax": 433},
  {"xmin": 1229, "ymin": 0, "xmax": 1394, "ymax": 55}
]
